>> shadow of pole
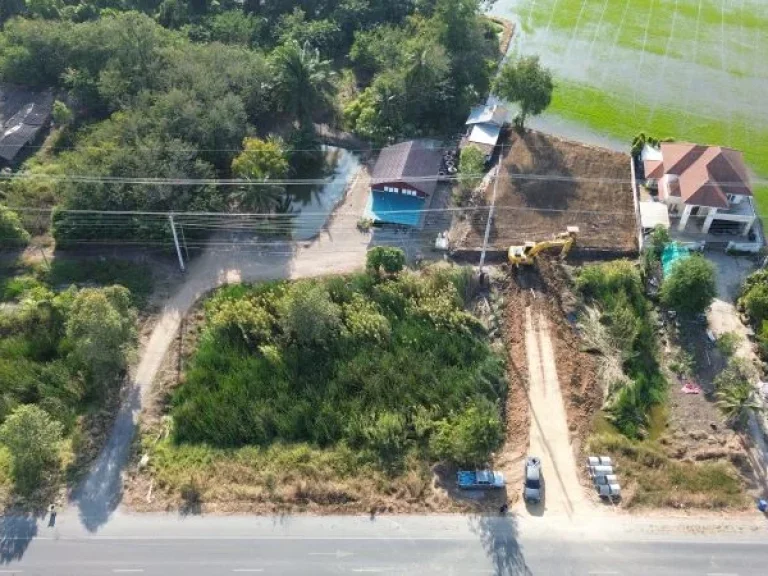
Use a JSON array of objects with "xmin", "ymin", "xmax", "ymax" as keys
[{"xmin": 468, "ymin": 514, "xmax": 532, "ymax": 576}]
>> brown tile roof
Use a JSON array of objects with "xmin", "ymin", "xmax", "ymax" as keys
[
  {"xmin": 643, "ymin": 159, "xmax": 664, "ymax": 179},
  {"xmin": 371, "ymin": 140, "xmax": 443, "ymax": 197},
  {"xmin": 658, "ymin": 142, "xmax": 752, "ymax": 208}
]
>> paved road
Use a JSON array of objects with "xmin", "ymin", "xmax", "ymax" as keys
[{"xmin": 3, "ymin": 513, "xmax": 767, "ymax": 575}]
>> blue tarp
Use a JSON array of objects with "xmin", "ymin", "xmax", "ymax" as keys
[
  {"xmin": 365, "ymin": 190, "xmax": 424, "ymax": 227},
  {"xmin": 661, "ymin": 242, "xmax": 691, "ymax": 276}
]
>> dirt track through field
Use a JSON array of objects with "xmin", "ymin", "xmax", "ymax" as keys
[{"xmin": 519, "ymin": 305, "xmax": 587, "ymax": 518}]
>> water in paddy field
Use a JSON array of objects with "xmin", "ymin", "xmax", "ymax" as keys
[
  {"xmin": 285, "ymin": 146, "xmax": 361, "ymax": 240},
  {"xmin": 488, "ymin": 0, "xmax": 768, "ymax": 152}
]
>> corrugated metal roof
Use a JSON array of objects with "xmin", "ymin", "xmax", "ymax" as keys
[
  {"xmin": 466, "ymin": 104, "xmax": 508, "ymax": 126},
  {"xmin": 468, "ymin": 123, "xmax": 501, "ymax": 147},
  {"xmin": 371, "ymin": 140, "xmax": 443, "ymax": 197},
  {"xmin": 0, "ymin": 88, "xmax": 53, "ymax": 162}
]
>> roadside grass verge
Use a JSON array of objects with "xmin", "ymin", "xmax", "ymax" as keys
[
  {"xmin": 589, "ymin": 430, "xmax": 748, "ymax": 509},
  {"xmin": 142, "ymin": 436, "xmax": 440, "ymax": 513}
]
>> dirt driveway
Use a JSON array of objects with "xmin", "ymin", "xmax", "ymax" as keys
[{"xmin": 516, "ymin": 305, "xmax": 589, "ymax": 519}]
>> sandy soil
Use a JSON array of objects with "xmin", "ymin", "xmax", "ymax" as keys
[{"xmin": 451, "ymin": 131, "xmax": 637, "ymax": 253}]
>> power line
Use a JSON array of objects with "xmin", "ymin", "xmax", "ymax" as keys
[{"xmin": 2, "ymin": 169, "xmax": 764, "ymax": 188}]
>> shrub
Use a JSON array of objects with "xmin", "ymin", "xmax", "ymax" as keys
[
  {"xmin": 342, "ymin": 294, "xmax": 390, "ymax": 343},
  {"xmin": 716, "ymin": 332, "xmax": 741, "ymax": 359},
  {"xmin": 740, "ymin": 283, "xmax": 768, "ymax": 326},
  {"xmin": 0, "ymin": 205, "xmax": 31, "ymax": 247},
  {"xmin": 209, "ymin": 298, "xmax": 273, "ymax": 348},
  {"xmin": 660, "ymin": 255, "xmax": 716, "ymax": 315},
  {"xmin": 648, "ymin": 225, "xmax": 670, "ymax": 258},
  {"xmin": 366, "ymin": 247, "xmax": 405, "ymax": 277},
  {"xmin": 65, "ymin": 286, "xmax": 137, "ymax": 393},
  {"xmin": 429, "ymin": 398, "xmax": 503, "ymax": 466},
  {"xmin": 458, "ymin": 144, "xmax": 486, "ymax": 193},
  {"xmin": 277, "ymin": 282, "xmax": 341, "ymax": 347},
  {"xmin": 0, "ymin": 404, "xmax": 63, "ymax": 495}
]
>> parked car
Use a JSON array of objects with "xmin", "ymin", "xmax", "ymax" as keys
[
  {"xmin": 523, "ymin": 456, "xmax": 542, "ymax": 504},
  {"xmin": 457, "ymin": 469, "xmax": 505, "ymax": 490}
]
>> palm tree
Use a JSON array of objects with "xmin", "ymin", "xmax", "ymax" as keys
[
  {"xmin": 271, "ymin": 41, "xmax": 335, "ymax": 125},
  {"xmin": 716, "ymin": 381, "xmax": 762, "ymax": 429},
  {"xmin": 232, "ymin": 184, "xmax": 285, "ymax": 213}
]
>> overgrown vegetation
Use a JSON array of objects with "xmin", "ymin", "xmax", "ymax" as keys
[
  {"xmin": 0, "ymin": 205, "xmax": 30, "ymax": 247},
  {"xmin": 576, "ymin": 260, "xmax": 665, "ymax": 438},
  {"xmin": 170, "ymin": 259, "xmax": 505, "ymax": 474},
  {"xmin": 458, "ymin": 145, "xmax": 486, "ymax": 194},
  {"xmin": 0, "ymin": 258, "xmax": 145, "ymax": 499}
]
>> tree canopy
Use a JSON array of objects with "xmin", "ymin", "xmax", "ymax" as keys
[
  {"xmin": 493, "ymin": 55, "xmax": 554, "ymax": 129},
  {"xmin": 660, "ymin": 255, "xmax": 717, "ymax": 315}
]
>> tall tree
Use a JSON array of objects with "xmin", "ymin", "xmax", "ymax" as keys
[
  {"xmin": 493, "ymin": 56, "xmax": 554, "ymax": 129},
  {"xmin": 660, "ymin": 255, "xmax": 717, "ymax": 315}
]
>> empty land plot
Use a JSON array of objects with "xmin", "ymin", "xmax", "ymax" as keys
[{"xmin": 453, "ymin": 131, "xmax": 636, "ymax": 253}]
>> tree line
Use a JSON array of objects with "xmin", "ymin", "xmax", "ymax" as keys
[{"xmin": 0, "ymin": 1, "xmax": 505, "ymax": 242}]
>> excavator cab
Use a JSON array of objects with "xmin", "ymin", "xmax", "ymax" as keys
[{"xmin": 508, "ymin": 227, "xmax": 579, "ymax": 266}]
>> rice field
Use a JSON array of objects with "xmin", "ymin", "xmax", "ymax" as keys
[{"xmin": 489, "ymin": 0, "xmax": 768, "ymax": 212}]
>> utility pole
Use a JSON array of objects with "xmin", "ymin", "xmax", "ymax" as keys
[
  {"xmin": 479, "ymin": 153, "xmax": 502, "ymax": 276},
  {"xmin": 169, "ymin": 213, "xmax": 185, "ymax": 272}
]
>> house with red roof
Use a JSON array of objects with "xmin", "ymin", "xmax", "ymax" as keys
[{"xmin": 642, "ymin": 142, "xmax": 756, "ymax": 237}]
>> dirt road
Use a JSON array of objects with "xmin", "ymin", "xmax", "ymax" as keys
[
  {"xmin": 517, "ymin": 306, "xmax": 588, "ymax": 519},
  {"xmin": 72, "ymin": 169, "xmax": 373, "ymax": 531}
]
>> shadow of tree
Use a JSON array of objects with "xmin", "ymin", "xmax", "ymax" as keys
[
  {"xmin": 71, "ymin": 385, "xmax": 141, "ymax": 532},
  {"xmin": 468, "ymin": 514, "xmax": 532, "ymax": 576},
  {"xmin": 0, "ymin": 514, "xmax": 38, "ymax": 564}
]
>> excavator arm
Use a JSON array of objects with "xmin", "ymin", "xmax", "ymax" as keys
[{"xmin": 508, "ymin": 227, "xmax": 579, "ymax": 265}]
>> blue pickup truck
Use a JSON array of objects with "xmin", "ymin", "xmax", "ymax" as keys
[{"xmin": 457, "ymin": 470, "xmax": 505, "ymax": 490}]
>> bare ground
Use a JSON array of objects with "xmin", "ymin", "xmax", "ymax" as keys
[{"xmin": 450, "ymin": 131, "xmax": 637, "ymax": 254}]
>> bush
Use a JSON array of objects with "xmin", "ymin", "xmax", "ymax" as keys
[
  {"xmin": 458, "ymin": 145, "xmax": 486, "ymax": 193},
  {"xmin": 0, "ymin": 405, "xmax": 63, "ymax": 495},
  {"xmin": 65, "ymin": 286, "xmax": 137, "ymax": 393},
  {"xmin": 366, "ymin": 247, "xmax": 405, "ymax": 277},
  {"xmin": 277, "ymin": 282, "xmax": 342, "ymax": 347},
  {"xmin": 660, "ymin": 255, "xmax": 717, "ymax": 315},
  {"xmin": 0, "ymin": 205, "xmax": 31, "ymax": 247},
  {"xmin": 716, "ymin": 332, "xmax": 741, "ymax": 359},
  {"xmin": 741, "ymin": 282, "xmax": 768, "ymax": 326},
  {"xmin": 209, "ymin": 298, "xmax": 273, "ymax": 348},
  {"xmin": 429, "ymin": 398, "xmax": 503, "ymax": 467}
]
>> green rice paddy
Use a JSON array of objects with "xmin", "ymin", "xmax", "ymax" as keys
[{"xmin": 490, "ymin": 0, "xmax": 768, "ymax": 217}]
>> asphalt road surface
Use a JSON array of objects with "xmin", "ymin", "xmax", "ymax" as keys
[{"xmin": 2, "ymin": 513, "xmax": 767, "ymax": 575}]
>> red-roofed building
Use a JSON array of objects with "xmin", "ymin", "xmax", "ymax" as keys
[{"xmin": 642, "ymin": 142, "xmax": 756, "ymax": 236}]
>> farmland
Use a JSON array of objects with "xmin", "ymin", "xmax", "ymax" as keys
[{"xmin": 490, "ymin": 0, "xmax": 768, "ymax": 200}]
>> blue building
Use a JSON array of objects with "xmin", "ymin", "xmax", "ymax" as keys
[{"xmin": 365, "ymin": 140, "xmax": 443, "ymax": 228}]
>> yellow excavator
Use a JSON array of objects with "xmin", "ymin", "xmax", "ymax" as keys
[{"xmin": 508, "ymin": 227, "xmax": 579, "ymax": 266}]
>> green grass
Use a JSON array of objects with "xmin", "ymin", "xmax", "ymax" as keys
[
  {"xmin": 550, "ymin": 80, "xmax": 768, "ymax": 214},
  {"xmin": 527, "ymin": 0, "xmax": 768, "ymax": 76}
]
